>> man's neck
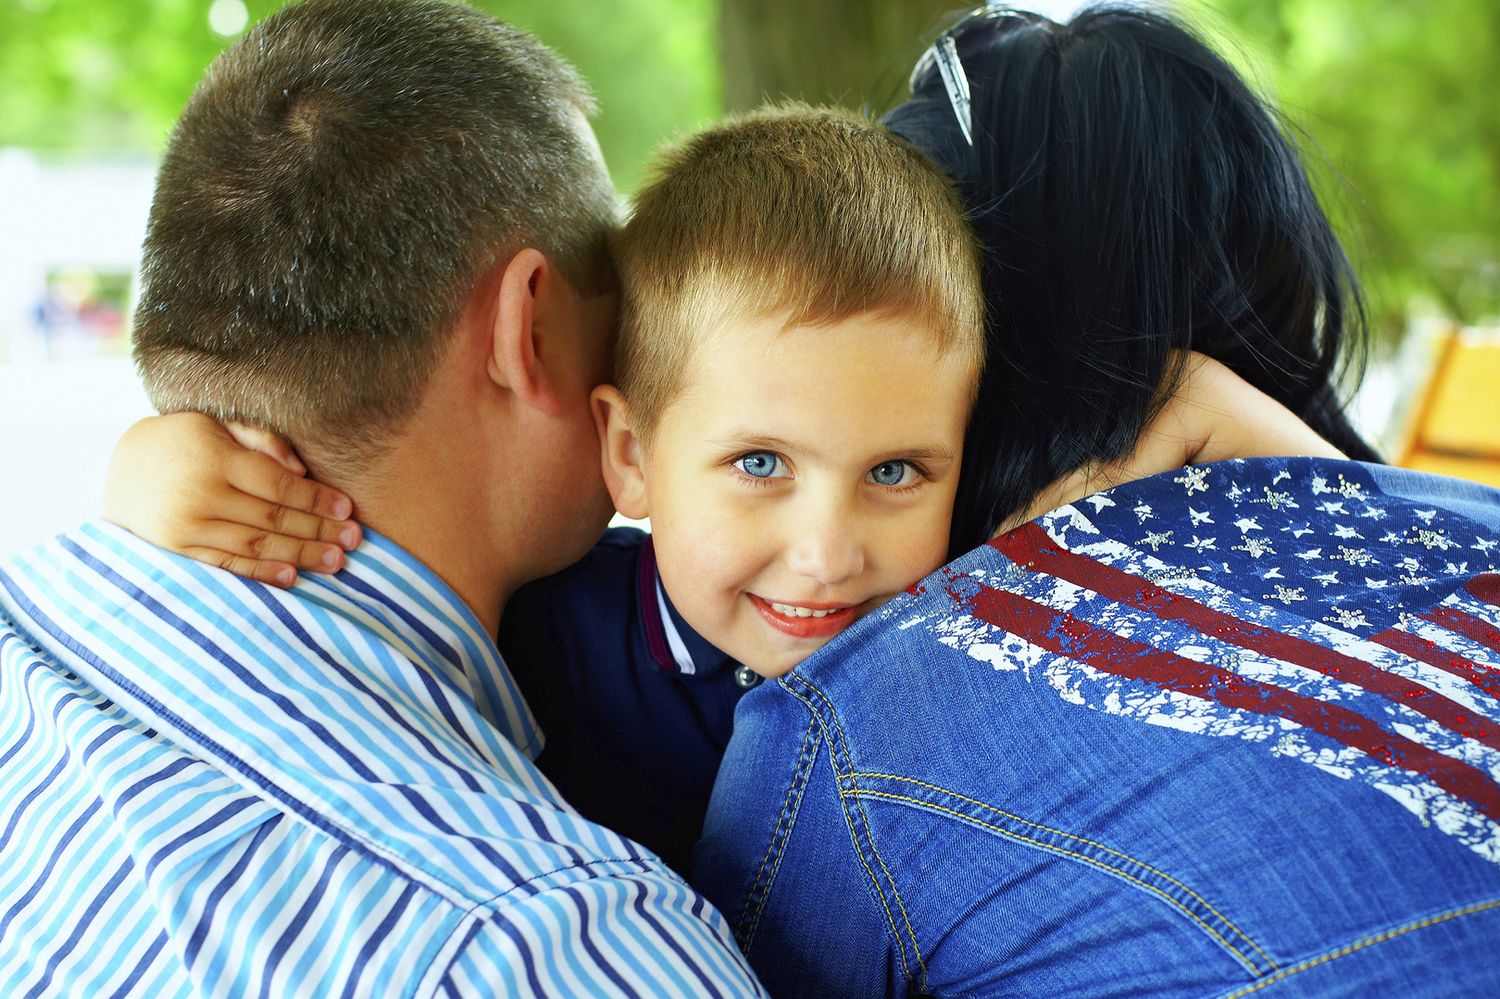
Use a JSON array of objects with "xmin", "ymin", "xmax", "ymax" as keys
[{"xmin": 313, "ymin": 441, "xmax": 516, "ymax": 642}]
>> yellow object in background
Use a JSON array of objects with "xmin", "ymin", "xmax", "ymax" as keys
[{"xmin": 1398, "ymin": 329, "xmax": 1500, "ymax": 488}]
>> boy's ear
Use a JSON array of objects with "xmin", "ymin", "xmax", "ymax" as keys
[
  {"xmin": 591, "ymin": 384, "xmax": 650, "ymax": 520},
  {"xmin": 488, "ymin": 247, "xmax": 563, "ymax": 417}
]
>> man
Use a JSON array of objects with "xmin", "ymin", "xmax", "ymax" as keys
[{"xmin": 0, "ymin": 1, "xmax": 762, "ymax": 994}]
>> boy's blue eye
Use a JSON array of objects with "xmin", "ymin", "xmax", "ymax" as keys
[
  {"xmin": 734, "ymin": 452, "xmax": 789, "ymax": 479},
  {"xmin": 868, "ymin": 461, "xmax": 915, "ymax": 487}
]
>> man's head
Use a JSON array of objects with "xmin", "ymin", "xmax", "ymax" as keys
[
  {"xmin": 594, "ymin": 104, "xmax": 984, "ymax": 677},
  {"xmin": 133, "ymin": 0, "xmax": 618, "ymax": 477}
]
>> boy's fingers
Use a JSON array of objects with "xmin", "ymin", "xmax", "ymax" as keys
[
  {"xmin": 245, "ymin": 532, "xmax": 347, "ymax": 573},
  {"xmin": 194, "ymin": 521, "xmax": 347, "ymax": 573},
  {"xmin": 332, "ymin": 519, "xmax": 363, "ymax": 550},
  {"xmin": 225, "ymin": 452, "xmax": 354, "ymax": 522},
  {"xmin": 182, "ymin": 547, "xmax": 298, "ymax": 588},
  {"xmin": 314, "ymin": 487, "xmax": 356, "ymax": 524},
  {"xmin": 217, "ymin": 491, "xmax": 357, "ymax": 548},
  {"xmin": 224, "ymin": 420, "xmax": 306, "ymax": 475}
]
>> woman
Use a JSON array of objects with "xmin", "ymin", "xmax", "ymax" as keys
[
  {"xmin": 694, "ymin": 7, "xmax": 1500, "ymax": 997},
  {"xmin": 885, "ymin": 5, "xmax": 1378, "ymax": 553}
]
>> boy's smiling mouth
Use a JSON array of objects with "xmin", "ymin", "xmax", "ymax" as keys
[{"xmin": 748, "ymin": 595, "xmax": 860, "ymax": 639}]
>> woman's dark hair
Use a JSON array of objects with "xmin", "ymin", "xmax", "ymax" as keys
[{"xmin": 885, "ymin": 5, "xmax": 1379, "ymax": 554}]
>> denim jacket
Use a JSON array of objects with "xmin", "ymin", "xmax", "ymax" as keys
[{"xmin": 695, "ymin": 459, "xmax": 1500, "ymax": 997}]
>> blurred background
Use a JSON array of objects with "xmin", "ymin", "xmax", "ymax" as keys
[{"xmin": 1, "ymin": 0, "xmax": 1497, "ymax": 556}]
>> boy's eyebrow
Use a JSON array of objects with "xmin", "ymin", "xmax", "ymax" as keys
[{"xmin": 715, "ymin": 434, "xmax": 955, "ymax": 465}]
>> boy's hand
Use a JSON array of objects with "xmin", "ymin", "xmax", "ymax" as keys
[{"xmin": 102, "ymin": 413, "xmax": 361, "ymax": 587}]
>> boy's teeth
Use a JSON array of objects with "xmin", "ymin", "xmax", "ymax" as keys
[{"xmin": 771, "ymin": 602, "xmax": 837, "ymax": 618}]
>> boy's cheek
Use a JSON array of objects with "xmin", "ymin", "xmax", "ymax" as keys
[
  {"xmin": 881, "ymin": 500, "xmax": 957, "ymax": 589},
  {"xmin": 654, "ymin": 509, "xmax": 750, "ymax": 627}
]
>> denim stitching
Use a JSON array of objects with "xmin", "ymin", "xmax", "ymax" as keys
[
  {"xmin": 748, "ymin": 713, "xmax": 821, "ymax": 944},
  {"xmin": 786, "ymin": 675, "xmax": 931, "ymax": 990},
  {"xmin": 780, "ymin": 680, "xmax": 921, "ymax": 989},
  {"xmin": 1220, "ymin": 896, "xmax": 1500, "ymax": 997},
  {"xmin": 797, "ymin": 678, "xmax": 932, "ymax": 989},
  {"xmin": 848, "ymin": 771, "xmax": 1276, "ymax": 972},
  {"xmin": 850, "ymin": 788, "xmax": 1267, "ymax": 975},
  {"xmin": 736, "ymin": 711, "xmax": 820, "ymax": 950}
]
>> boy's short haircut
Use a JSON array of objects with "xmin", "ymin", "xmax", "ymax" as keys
[
  {"xmin": 133, "ymin": 0, "xmax": 618, "ymax": 471},
  {"xmin": 613, "ymin": 103, "xmax": 984, "ymax": 440}
]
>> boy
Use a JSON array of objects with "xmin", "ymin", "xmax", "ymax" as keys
[{"xmin": 104, "ymin": 104, "xmax": 1336, "ymax": 871}]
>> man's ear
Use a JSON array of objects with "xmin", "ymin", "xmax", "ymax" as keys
[
  {"xmin": 591, "ymin": 384, "xmax": 650, "ymax": 519},
  {"xmin": 489, "ymin": 247, "xmax": 563, "ymax": 416}
]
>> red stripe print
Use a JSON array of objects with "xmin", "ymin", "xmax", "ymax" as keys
[
  {"xmin": 1467, "ymin": 574, "xmax": 1500, "ymax": 610},
  {"xmin": 994, "ymin": 523, "xmax": 1500, "ymax": 754},
  {"xmin": 1428, "ymin": 603, "xmax": 1500, "ymax": 659},
  {"xmin": 1369, "ymin": 627, "xmax": 1500, "ymax": 705},
  {"xmin": 957, "ymin": 581, "xmax": 1500, "ymax": 823}
]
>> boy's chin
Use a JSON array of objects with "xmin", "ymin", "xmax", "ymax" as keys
[
  {"xmin": 741, "ymin": 639, "xmax": 835, "ymax": 681},
  {"xmin": 736, "ymin": 601, "xmax": 896, "ymax": 680},
  {"xmin": 744, "ymin": 657, "xmax": 800, "ymax": 681}
]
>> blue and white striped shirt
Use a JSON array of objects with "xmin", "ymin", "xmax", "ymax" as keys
[{"xmin": 0, "ymin": 521, "xmax": 763, "ymax": 997}]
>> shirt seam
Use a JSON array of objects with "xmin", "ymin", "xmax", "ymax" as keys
[
  {"xmin": 780, "ymin": 673, "xmax": 930, "ymax": 991},
  {"xmin": 426, "ymin": 857, "xmax": 663, "ymax": 996},
  {"xmin": 1219, "ymin": 894, "xmax": 1500, "ymax": 997},
  {"xmin": 845, "ymin": 771, "xmax": 1276, "ymax": 973},
  {"xmin": 736, "ymin": 710, "xmax": 820, "ymax": 950}
]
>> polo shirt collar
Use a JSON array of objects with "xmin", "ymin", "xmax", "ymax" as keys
[{"xmin": 635, "ymin": 535, "xmax": 737, "ymax": 677}]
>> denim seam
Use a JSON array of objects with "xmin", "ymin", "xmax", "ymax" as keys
[
  {"xmin": 849, "ymin": 785, "xmax": 1272, "ymax": 976},
  {"xmin": 847, "ymin": 771, "xmax": 1276, "ymax": 972},
  {"xmin": 783, "ymin": 675, "xmax": 930, "ymax": 991},
  {"xmin": 735, "ymin": 711, "xmax": 820, "ymax": 952},
  {"xmin": 1219, "ymin": 894, "xmax": 1500, "ymax": 997},
  {"xmin": 780, "ymin": 682, "xmax": 918, "ymax": 987}
]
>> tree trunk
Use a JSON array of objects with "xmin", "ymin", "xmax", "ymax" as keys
[{"xmin": 719, "ymin": 0, "xmax": 961, "ymax": 113}]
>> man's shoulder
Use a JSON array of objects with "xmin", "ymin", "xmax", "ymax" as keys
[
  {"xmin": 0, "ymin": 607, "xmax": 712, "ymax": 997},
  {"xmin": 446, "ymin": 856, "xmax": 763, "ymax": 995},
  {"xmin": 0, "ymin": 520, "xmax": 170, "ymax": 652},
  {"xmin": 0, "ymin": 518, "xmax": 590, "ymax": 865}
]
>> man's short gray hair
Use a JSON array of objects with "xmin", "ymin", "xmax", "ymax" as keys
[{"xmin": 134, "ymin": 0, "xmax": 619, "ymax": 472}]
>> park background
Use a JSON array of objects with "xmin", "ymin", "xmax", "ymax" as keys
[{"xmin": 1, "ymin": 0, "xmax": 1497, "ymax": 557}]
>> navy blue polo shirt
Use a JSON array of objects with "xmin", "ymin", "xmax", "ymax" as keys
[{"xmin": 499, "ymin": 527, "xmax": 761, "ymax": 874}]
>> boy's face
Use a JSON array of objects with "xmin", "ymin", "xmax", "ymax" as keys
[{"xmin": 599, "ymin": 310, "xmax": 974, "ymax": 678}]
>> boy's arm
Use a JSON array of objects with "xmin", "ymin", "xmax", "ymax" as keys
[
  {"xmin": 102, "ymin": 413, "xmax": 361, "ymax": 586},
  {"xmin": 999, "ymin": 352, "xmax": 1344, "ymax": 534},
  {"xmin": 1169, "ymin": 352, "xmax": 1345, "ymax": 465}
]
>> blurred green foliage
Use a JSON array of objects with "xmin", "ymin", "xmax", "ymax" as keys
[
  {"xmin": 1200, "ymin": 0, "xmax": 1500, "ymax": 336},
  {"xmin": 0, "ymin": 0, "xmax": 721, "ymax": 194},
  {"xmin": 2, "ymin": 0, "xmax": 1495, "ymax": 336}
]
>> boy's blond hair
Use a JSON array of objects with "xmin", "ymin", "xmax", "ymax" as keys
[{"xmin": 614, "ymin": 103, "xmax": 984, "ymax": 441}]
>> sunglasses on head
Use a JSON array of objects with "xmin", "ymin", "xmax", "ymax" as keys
[{"xmin": 908, "ymin": 4, "xmax": 1045, "ymax": 145}]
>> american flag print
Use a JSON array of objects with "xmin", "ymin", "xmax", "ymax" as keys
[{"xmin": 922, "ymin": 459, "xmax": 1500, "ymax": 863}]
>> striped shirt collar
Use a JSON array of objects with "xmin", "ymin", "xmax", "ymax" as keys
[
  {"xmin": 4, "ymin": 521, "xmax": 542, "ymax": 761},
  {"xmin": 298, "ymin": 522, "xmax": 543, "ymax": 755}
]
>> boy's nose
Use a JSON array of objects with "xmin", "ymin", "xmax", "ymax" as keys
[{"xmin": 786, "ymin": 510, "xmax": 865, "ymax": 587}]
